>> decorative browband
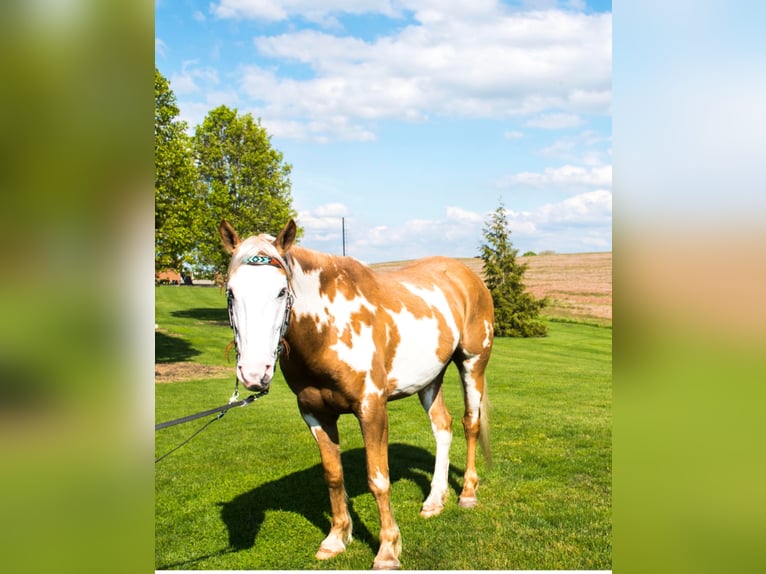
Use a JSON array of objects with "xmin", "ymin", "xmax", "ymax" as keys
[{"xmin": 241, "ymin": 255, "xmax": 284, "ymax": 268}]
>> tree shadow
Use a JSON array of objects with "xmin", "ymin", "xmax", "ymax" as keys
[
  {"xmin": 155, "ymin": 331, "xmax": 200, "ymax": 363},
  {"xmin": 218, "ymin": 443, "xmax": 464, "ymax": 557},
  {"xmin": 171, "ymin": 307, "xmax": 229, "ymax": 324}
]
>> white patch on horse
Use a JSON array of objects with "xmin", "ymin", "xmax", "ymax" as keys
[
  {"xmin": 327, "ymin": 290, "xmax": 377, "ymax": 374},
  {"xmin": 483, "ymin": 320, "xmax": 493, "ymax": 348},
  {"xmin": 292, "ymin": 265, "xmax": 379, "ymax": 376},
  {"xmin": 360, "ymin": 373, "xmax": 384, "ymax": 416},
  {"xmin": 401, "ymin": 283, "xmax": 460, "ymax": 342},
  {"xmin": 386, "ymin": 283, "xmax": 459, "ymax": 399},
  {"xmin": 290, "ymin": 266, "xmax": 327, "ymax": 328},
  {"xmin": 422, "ymin": 427, "xmax": 452, "ymax": 514},
  {"xmin": 386, "ymin": 307, "xmax": 444, "ymax": 397},
  {"xmin": 371, "ymin": 469, "xmax": 390, "ymax": 492},
  {"xmin": 462, "ymin": 355, "xmax": 482, "ymax": 424}
]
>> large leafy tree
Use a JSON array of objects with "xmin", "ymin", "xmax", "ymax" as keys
[
  {"xmin": 480, "ymin": 199, "xmax": 547, "ymax": 337},
  {"xmin": 154, "ymin": 68, "xmax": 201, "ymax": 273},
  {"xmin": 193, "ymin": 105, "xmax": 296, "ymax": 276}
]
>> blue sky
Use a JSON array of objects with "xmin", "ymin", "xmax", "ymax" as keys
[{"xmin": 156, "ymin": 0, "xmax": 612, "ymax": 263}]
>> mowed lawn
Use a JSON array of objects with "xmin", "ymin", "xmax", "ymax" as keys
[{"xmin": 155, "ymin": 284, "xmax": 611, "ymax": 570}]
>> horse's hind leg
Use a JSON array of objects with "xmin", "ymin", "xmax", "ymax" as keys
[
  {"xmin": 456, "ymin": 352, "xmax": 490, "ymax": 508},
  {"xmin": 418, "ymin": 377, "xmax": 452, "ymax": 517}
]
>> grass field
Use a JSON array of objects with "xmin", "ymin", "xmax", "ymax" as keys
[{"xmin": 155, "ymin": 256, "xmax": 612, "ymax": 570}]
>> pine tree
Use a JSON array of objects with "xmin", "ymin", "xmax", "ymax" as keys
[{"xmin": 480, "ymin": 200, "xmax": 548, "ymax": 337}]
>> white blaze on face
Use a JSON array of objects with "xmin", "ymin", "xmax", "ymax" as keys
[{"xmin": 227, "ymin": 264, "xmax": 289, "ymax": 390}]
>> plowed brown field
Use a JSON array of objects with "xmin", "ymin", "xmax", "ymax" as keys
[{"xmin": 371, "ymin": 252, "xmax": 612, "ymax": 327}]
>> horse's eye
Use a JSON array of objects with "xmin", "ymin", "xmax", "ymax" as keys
[{"xmin": 278, "ymin": 287, "xmax": 288, "ymax": 299}]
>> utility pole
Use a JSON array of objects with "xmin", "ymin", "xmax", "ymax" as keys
[{"xmin": 341, "ymin": 217, "xmax": 347, "ymax": 256}]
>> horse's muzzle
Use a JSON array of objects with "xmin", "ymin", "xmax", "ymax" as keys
[{"xmin": 237, "ymin": 363, "xmax": 273, "ymax": 391}]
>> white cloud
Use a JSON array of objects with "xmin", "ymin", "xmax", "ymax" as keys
[
  {"xmin": 537, "ymin": 189, "xmax": 612, "ymax": 223},
  {"xmin": 170, "ymin": 61, "xmax": 220, "ymax": 96},
  {"xmin": 539, "ymin": 130, "xmax": 612, "ymax": 165},
  {"xmin": 197, "ymin": 3, "xmax": 612, "ymax": 140},
  {"xmin": 155, "ymin": 38, "xmax": 167, "ymax": 58},
  {"xmin": 446, "ymin": 206, "xmax": 485, "ymax": 224},
  {"xmin": 526, "ymin": 113, "xmax": 585, "ymax": 129},
  {"xmin": 329, "ymin": 190, "xmax": 611, "ymax": 261},
  {"xmin": 212, "ymin": 0, "xmax": 403, "ymax": 22},
  {"xmin": 297, "ymin": 203, "xmax": 351, "ymax": 244},
  {"xmin": 498, "ymin": 164, "xmax": 612, "ymax": 190},
  {"xmin": 504, "ymin": 130, "xmax": 524, "ymax": 140}
]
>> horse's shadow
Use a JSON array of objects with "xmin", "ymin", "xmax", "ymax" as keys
[{"xmin": 220, "ymin": 442, "xmax": 464, "ymax": 555}]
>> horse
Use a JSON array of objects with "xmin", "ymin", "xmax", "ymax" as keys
[{"xmin": 220, "ymin": 218, "xmax": 494, "ymax": 570}]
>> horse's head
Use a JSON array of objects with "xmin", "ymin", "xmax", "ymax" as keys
[{"xmin": 220, "ymin": 219, "xmax": 297, "ymax": 392}]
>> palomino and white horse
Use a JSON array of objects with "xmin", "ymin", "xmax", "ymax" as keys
[{"xmin": 221, "ymin": 219, "xmax": 493, "ymax": 570}]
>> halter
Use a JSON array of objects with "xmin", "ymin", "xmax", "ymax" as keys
[{"xmin": 226, "ymin": 254, "xmax": 294, "ymax": 360}]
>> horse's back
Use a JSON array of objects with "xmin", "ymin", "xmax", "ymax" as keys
[
  {"xmin": 379, "ymin": 256, "xmax": 485, "ymax": 295},
  {"xmin": 378, "ymin": 256, "xmax": 493, "ymax": 359}
]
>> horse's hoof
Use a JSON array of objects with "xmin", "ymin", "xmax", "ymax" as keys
[
  {"xmin": 315, "ymin": 545, "xmax": 344, "ymax": 560},
  {"xmin": 419, "ymin": 503, "xmax": 444, "ymax": 518},
  {"xmin": 372, "ymin": 559, "xmax": 401, "ymax": 570},
  {"xmin": 458, "ymin": 496, "xmax": 478, "ymax": 508}
]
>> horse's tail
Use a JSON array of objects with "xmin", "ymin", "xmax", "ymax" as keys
[{"xmin": 479, "ymin": 384, "xmax": 492, "ymax": 466}]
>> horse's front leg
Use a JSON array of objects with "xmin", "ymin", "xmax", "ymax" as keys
[
  {"xmin": 357, "ymin": 397, "xmax": 402, "ymax": 570},
  {"xmin": 299, "ymin": 409, "xmax": 352, "ymax": 560}
]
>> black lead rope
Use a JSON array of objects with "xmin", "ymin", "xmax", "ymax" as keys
[{"xmin": 155, "ymin": 387, "xmax": 268, "ymax": 463}]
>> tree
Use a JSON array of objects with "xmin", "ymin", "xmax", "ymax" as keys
[
  {"xmin": 479, "ymin": 199, "xmax": 548, "ymax": 337},
  {"xmin": 193, "ymin": 105, "xmax": 297, "ymax": 276},
  {"xmin": 154, "ymin": 68, "xmax": 201, "ymax": 272}
]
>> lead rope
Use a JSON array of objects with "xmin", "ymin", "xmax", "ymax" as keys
[
  {"xmin": 154, "ymin": 384, "xmax": 268, "ymax": 463},
  {"xmin": 155, "ymin": 411, "xmax": 226, "ymax": 463}
]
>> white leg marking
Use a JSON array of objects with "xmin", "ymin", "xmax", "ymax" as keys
[
  {"xmin": 317, "ymin": 530, "xmax": 351, "ymax": 560},
  {"xmin": 422, "ymin": 427, "xmax": 452, "ymax": 517},
  {"xmin": 483, "ymin": 320, "xmax": 493, "ymax": 348},
  {"xmin": 371, "ymin": 468, "xmax": 390, "ymax": 492},
  {"xmin": 462, "ymin": 356, "xmax": 482, "ymax": 424}
]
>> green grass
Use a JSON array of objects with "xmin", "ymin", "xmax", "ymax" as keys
[
  {"xmin": 155, "ymin": 285, "xmax": 611, "ymax": 570},
  {"xmin": 155, "ymin": 285, "xmax": 232, "ymax": 365}
]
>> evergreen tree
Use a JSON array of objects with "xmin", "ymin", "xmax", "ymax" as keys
[
  {"xmin": 193, "ymin": 105, "xmax": 297, "ymax": 276},
  {"xmin": 154, "ymin": 68, "xmax": 201, "ymax": 272},
  {"xmin": 480, "ymin": 199, "xmax": 548, "ymax": 337}
]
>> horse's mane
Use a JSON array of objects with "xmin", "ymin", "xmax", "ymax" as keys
[{"xmin": 228, "ymin": 235, "xmax": 374, "ymax": 293}]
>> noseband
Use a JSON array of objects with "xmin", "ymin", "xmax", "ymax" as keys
[{"xmin": 226, "ymin": 255, "xmax": 294, "ymax": 360}]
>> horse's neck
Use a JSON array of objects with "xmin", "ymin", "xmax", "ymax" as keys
[
  {"xmin": 288, "ymin": 247, "xmax": 372, "ymax": 314},
  {"xmin": 289, "ymin": 247, "xmax": 336, "ymax": 300}
]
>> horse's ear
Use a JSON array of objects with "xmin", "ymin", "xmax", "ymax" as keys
[
  {"xmin": 220, "ymin": 220, "xmax": 241, "ymax": 254},
  {"xmin": 274, "ymin": 219, "xmax": 297, "ymax": 256}
]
